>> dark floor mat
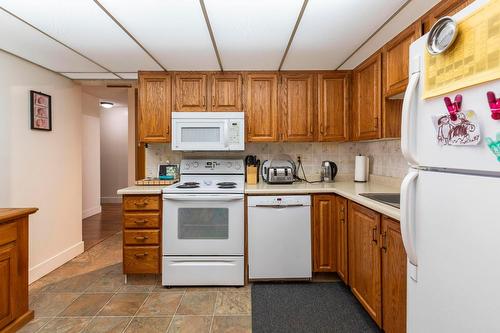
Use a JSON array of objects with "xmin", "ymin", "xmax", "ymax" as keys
[{"xmin": 252, "ymin": 282, "xmax": 381, "ymax": 333}]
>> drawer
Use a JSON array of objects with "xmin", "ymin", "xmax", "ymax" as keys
[
  {"xmin": 0, "ymin": 222, "xmax": 17, "ymax": 246},
  {"xmin": 123, "ymin": 212, "xmax": 160, "ymax": 229},
  {"xmin": 123, "ymin": 195, "xmax": 160, "ymax": 211},
  {"xmin": 123, "ymin": 246, "xmax": 160, "ymax": 274},
  {"xmin": 124, "ymin": 230, "xmax": 160, "ymax": 245}
]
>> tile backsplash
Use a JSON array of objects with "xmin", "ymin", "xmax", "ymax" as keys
[{"xmin": 145, "ymin": 139, "xmax": 407, "ymax": 181}]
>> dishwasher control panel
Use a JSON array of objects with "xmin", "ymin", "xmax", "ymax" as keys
[{"xmin": 247, "ymin": 195, "xmax": 311, "ymax": 207}]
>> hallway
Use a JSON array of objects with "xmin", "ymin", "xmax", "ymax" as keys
[{"xmin": 82, "ymin": 204, "xmax": 122, "ymax": 251}]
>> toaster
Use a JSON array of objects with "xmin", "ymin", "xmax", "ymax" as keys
[{"xmin": 261, "ymin": 160, "xmax": 295, "ymax": 184}]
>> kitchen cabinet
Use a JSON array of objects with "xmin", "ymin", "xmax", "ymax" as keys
[
  {"xmin": 122, "ymin": 195, "xmax": 161, "ymax": 274},
  {"xmin": 352, "ymin": 53, "xmax": 382, "ymax": 141},
  {"xmin": 312, "ymin": 195, "xmax": 336, "ymax": 272},
  {"xmin": 317, "ymin": 72, "xmax": 350, "ymax": 141},
  {"xmin": 381, "ymin": 216, "xmax": 407, "ymax": 333},
  {"xmin": 174, "ymin": 73, "xmax": 208, "ymax": 112},
  {"xmin": 138, "ymin": 72, "xmax": 172, "ymax": 143},
  {"xmin": 245, "ymin": 73, "xmax": 279, "ymax": 142},
  {"xmin": 335, "ymin": 196, "xmax": 348, "ymax": 283},
  {"xmin": 211, "ymin": 73, "xmax": 242, "ymax": 111},
  {"xmin": 348, "ymin": 201, "xmax": 382, "ymax": 326},
  {"xmin": 0, "ymin": 208, "xmax": 37, "ymax": 333},
  {"xmin": 422, "ymin": 0, "xmax": 472, "ymax": 33},
  {"xmin": 280, "ymin": 73, "xmax": 315, "ymax": 142}
]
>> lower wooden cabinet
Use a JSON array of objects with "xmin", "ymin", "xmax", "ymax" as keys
[
  {"xmin": 335, "ymin": 196, "xmax": 348, "ymax": 283},
  {"xmin": 348, "ymin": 201, "xmax": 382, "ymax": 326},
  {"xmin": 312, "ymin": 195, "xmax": 336, "ymax": 272},
  {"xmin": 381, "ymin": 216, "xmax": 407, "ymax": 333}
]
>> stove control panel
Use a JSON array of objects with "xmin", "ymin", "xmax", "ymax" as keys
[{"xmin": 180, "ymin": 159, "xmax": 245, "ymax": 174}]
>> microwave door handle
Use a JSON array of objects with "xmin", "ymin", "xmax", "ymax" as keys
[{"xmin": 224, "ymin": 121, "xmax": 229, "ymax": 148}]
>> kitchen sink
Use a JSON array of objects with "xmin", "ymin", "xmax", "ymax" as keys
[{"xmin": 359, "ymin": 193, "xmax": 400, "ymax": 209}]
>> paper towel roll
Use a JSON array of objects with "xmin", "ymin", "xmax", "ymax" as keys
[{"xmin": 354, "ymin": 155, "xmax": 369, "ymax": 182}]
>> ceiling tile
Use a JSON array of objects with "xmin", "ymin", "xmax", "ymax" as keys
[
  {"xmin": 0, "ymin": 0, "xmax": 161, "ymax": 72},
  {"xmin": 116, "ymin": 72, "xmax": 138, "ymax": 80},
  {"xmin": 0, "ymin": 9, "xmax": 104, "ymax": 73},
  {"xmin": 205, "ymin": 0, "xmax": 304, "ymax": 70},
  {"xmin": 98, "ymin": 0, "xmax": 219, "ymax": 70},
  {"xmin": 61, "ymin": 73, "xmax": 120, "ymax": 80},
  {"xmin": 282, "ymin": 0, "xmax": 406, "ymax": 70}
]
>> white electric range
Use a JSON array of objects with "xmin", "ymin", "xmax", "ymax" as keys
[{"xmin": 161, "ymin": 159, "xmax": 245, "ymax": 286}]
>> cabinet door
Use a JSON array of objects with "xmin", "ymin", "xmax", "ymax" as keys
[
  {"xmin": 348, "ymin": 201, "xmax": 382, "ymax": 326},
  {"xmin": 246, "ymin": 73, "xmax": 279, "ymax": 142},
  {"xmin": 0, "ymin": 243, "xmax": 16, "ymax": 329},
  {"xmin": 211, "ymin": 74, "xmax": 242, "ymax": 111},
  {"xmin": 313, "ymin": 195, "xmax": 336, "ymax": 272},
  {"xmin": 381, "ymin": 216, "xmax": 407, "ymax": 333},
  {"xmin": 280, "ymin": 74, "xmax": 315, "ymax": 142},
  {"xmin": 422, "ymin": 0, "xmax": 471, "ymax": 33},
  {"xmin": 138, "ymin": 72, "xmax": 171, "ymax": 143},
  {"xmin": 174, "ymin": 74, "xmax": 207, "ymax": 112},
  {"xmin": 318, "ymin": 72, "xmax": 350, "ymax": 142},
  {"xmin": 352, "ymin": 53, "xmax": 382, "ymax": 141},
  {"xmin": 383, "ymin": 22, "xmax": 421, "ymax": 96},
  {"xmin": 335, "ymin": 196, "xmax": 348, "ymax": 283}
]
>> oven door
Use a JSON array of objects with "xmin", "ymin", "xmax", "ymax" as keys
[
  {"xmin": 162, "ymin": 194, "xmax": 244, "ymax": 255},
  {"xmin": 172, "ymin": 119, "xmax": 228, "ymax": 151}
]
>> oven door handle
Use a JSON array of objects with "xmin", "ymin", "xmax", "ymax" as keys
[{"xmin": 163, "ymin": 194, "xmax": 244, "ymax": 202}]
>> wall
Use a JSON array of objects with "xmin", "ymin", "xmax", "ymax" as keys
[
  {"xmin": 100, "ymin": 106, "xmax": 129, "ymax": 203},
  {"xmin": 146, "ymin": 140, "xmax": 407, "ymax": 181},
  {"xmin": 127, "ymin": 88, "xmax": 136, "ymax": 185},
  {"xmin": 339, "ymin": 0, "xmax": 440, "ymax": 69},
  {"xmin": 0, "ymin": 50, "xmax": 84, "ymax": 283},
  {"xmin": 82, "ymin": 92, "xmax": 101, "ymax": 218}
]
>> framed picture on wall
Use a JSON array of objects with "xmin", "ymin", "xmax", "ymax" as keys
[{"xmin": 30, "ymin": 90, "xmax": 52, "ymax": 131}]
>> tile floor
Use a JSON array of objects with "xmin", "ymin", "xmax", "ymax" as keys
[{"xmin": 22, "ymin": 232, "xmax": 251, "ymax": 333}]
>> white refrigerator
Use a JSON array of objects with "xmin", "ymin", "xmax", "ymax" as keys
[{"xmin": 401, "ymin": 1, "xmax": 500, "ymax": 332}]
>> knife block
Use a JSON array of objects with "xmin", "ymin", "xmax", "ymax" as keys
[{"xmin": 246, "ymin": 166, "xmax": 258, "ymax": 185}]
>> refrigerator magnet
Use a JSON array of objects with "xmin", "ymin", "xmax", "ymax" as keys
[
  {"xmin": 486, "ymin": 133, "xmax": 500, "ymax": 162},
  {"xmin": 486, "ymin": 92, "xmax": 500, "ymax": 120},
  {"xmin": 432, "ymin": 110, "xmax": 481, "ymax": 146}
]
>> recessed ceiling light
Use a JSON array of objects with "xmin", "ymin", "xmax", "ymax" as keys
[{"xmin": 100, "ymin": 101, "xmax": 114, "ymax": 109}]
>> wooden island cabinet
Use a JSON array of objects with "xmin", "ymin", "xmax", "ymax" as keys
[{"xmin": 0, "ymin": 208, "xmax": 37, "ymax": 333}]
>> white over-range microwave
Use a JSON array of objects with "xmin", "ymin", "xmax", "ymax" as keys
[{"xmin": 171, "ymin": 112, "xmax": 245, "ymax": 151}]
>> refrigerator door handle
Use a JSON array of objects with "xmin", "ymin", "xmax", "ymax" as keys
[
  {"xmin": 401, "ymin": 71, "xmax": 420, "ymax": 167},
  {"xmin": 401, "ymin": 169, "xmax": 418, "ymax": 281}
]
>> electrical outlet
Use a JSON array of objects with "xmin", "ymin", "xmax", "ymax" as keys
[{"xmin": 297, "ymin": 155, "xmax": 301, "ymax": 163}]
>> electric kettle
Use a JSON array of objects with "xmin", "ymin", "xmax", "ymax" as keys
[{"xmin": 320, "ymin": 161, "xmax": 338, "ymax": 182}]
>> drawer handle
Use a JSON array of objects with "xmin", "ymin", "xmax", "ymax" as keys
[
  {"xmin": 134, "ymin": 202, "xmax": 148, "ymax": 207},
  {"xmin": 134, "ymin": 236, "xmax": 149, "ymax": 241},
  {"xmin": 134, "ymin": 220, "xmax": 147, "ymax": 224},
  {"xmin": 135, "ymin": 253, "xmax": 148, "ymax": 258}
]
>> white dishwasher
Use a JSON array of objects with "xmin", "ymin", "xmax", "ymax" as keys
[{"xmin": 248, "ymin": 195, "xmax": 311, "ymax": 279}]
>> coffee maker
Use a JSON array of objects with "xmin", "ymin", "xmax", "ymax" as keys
[{"xmin": 320, "ymin": 161, "xmax": 338, "ymax": 182}]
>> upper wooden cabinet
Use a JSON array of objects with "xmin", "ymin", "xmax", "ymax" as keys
[
  {"xmin": 174, "ymin": 73, "xmax": 208, "ymax": 112},
  {"xmin": 422, "ymin": 0, "xmax": 472, "ymax": 33},
  {"xmin": 382, "ymin": 22, "xmax": 421, "ymax": 97},
  {"xmin": 246, "ymin": 73, "xmax": 279, "ymax": 142},
  {"xmin": 280, "ymin": 73, "xmax": 315, "ymax": 141},
  {"xmin": 211, "ymin": 73, "xmax": 242, "ymax": 112},
  {"xmin": 381, "ymin": 216, "xmax": 407, "ymax": 333},
  {"xmin": 335, "ymin": 196, "xmax": 348, "ymax": 283},
  {"xmin": 352, "ymin": 53, "xmax": 382, "ymax": 141},
  {"xmin": 317, "ymin": 72, "xmax": 350, "ymax": 142},
  {"xmin": 313, "ymin": 195, "xmax": 336, "ymax": 272},
  {"xmin": 348, "ymin": 201, "xmax": 382, "ymax": 326},
  {"xmin": 138, "ymin": 72, "xmax": 172, "ymax": 143}
]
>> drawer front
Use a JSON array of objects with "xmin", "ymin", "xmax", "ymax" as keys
[
  {"xmin": 123, "ymin": 246, "xmax": 160, "ymax": 274},
  {"xmin": 124, "ymin": 230, "xmax": 160, "ymax": 245},
  {"xmin": 0, "ymin": 222, "xmax": 17, "ymax": 246},
  {"xmin": 123, "ymin": 195, "xmax": 160, "ymax": 211},
  {"xmin": 124, "ymin": 213, "xmax": 160, "ymax": 229}
]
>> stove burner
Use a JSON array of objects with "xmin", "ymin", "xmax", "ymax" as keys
[
  {"xmin": 218, "ymin": 185, "xmax": 236, "ymax": 189},
  {"xmin": 177, "ymin": 182, "xmax": 200, "ymax": 189},
  {"xmin": 216, "ymin": 182, "xmax": 237, "ymax": 186}
]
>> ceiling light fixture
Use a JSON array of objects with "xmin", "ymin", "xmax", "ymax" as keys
[{"xmin": 100, "ymin": 101, "xmax": 114, "ymax": 109}]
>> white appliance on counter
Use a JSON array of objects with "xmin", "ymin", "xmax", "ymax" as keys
[
  {"xmin": 171, "ymin": 112, "xmax": 244, "ymax": 151},
  {"xmin": 248, "ymin": 195, "xmax": 311, "ymax": 279},
  {"xmin": 162, "ymin": 159, "xmax": 245, "ymax": 286},
  {"xmin": 401, "ymin": 1, "xmax": 500, "ymax": 332}
]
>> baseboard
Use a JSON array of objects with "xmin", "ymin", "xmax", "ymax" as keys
[
  {"xmin": 83, "ymin": 205, "xmax": 102, "ymax": 219},
  {"xmin": 101, "ymin": 196, "xmax": 122, "ymax": 204},
  {"xmin": 29, "ymin": 241, "xmax": 84, "ymax": 284}
]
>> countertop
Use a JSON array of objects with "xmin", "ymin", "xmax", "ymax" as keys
[{"xmin": 117, "ymin": 178, "xmax": 400, "ymax": 220}]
